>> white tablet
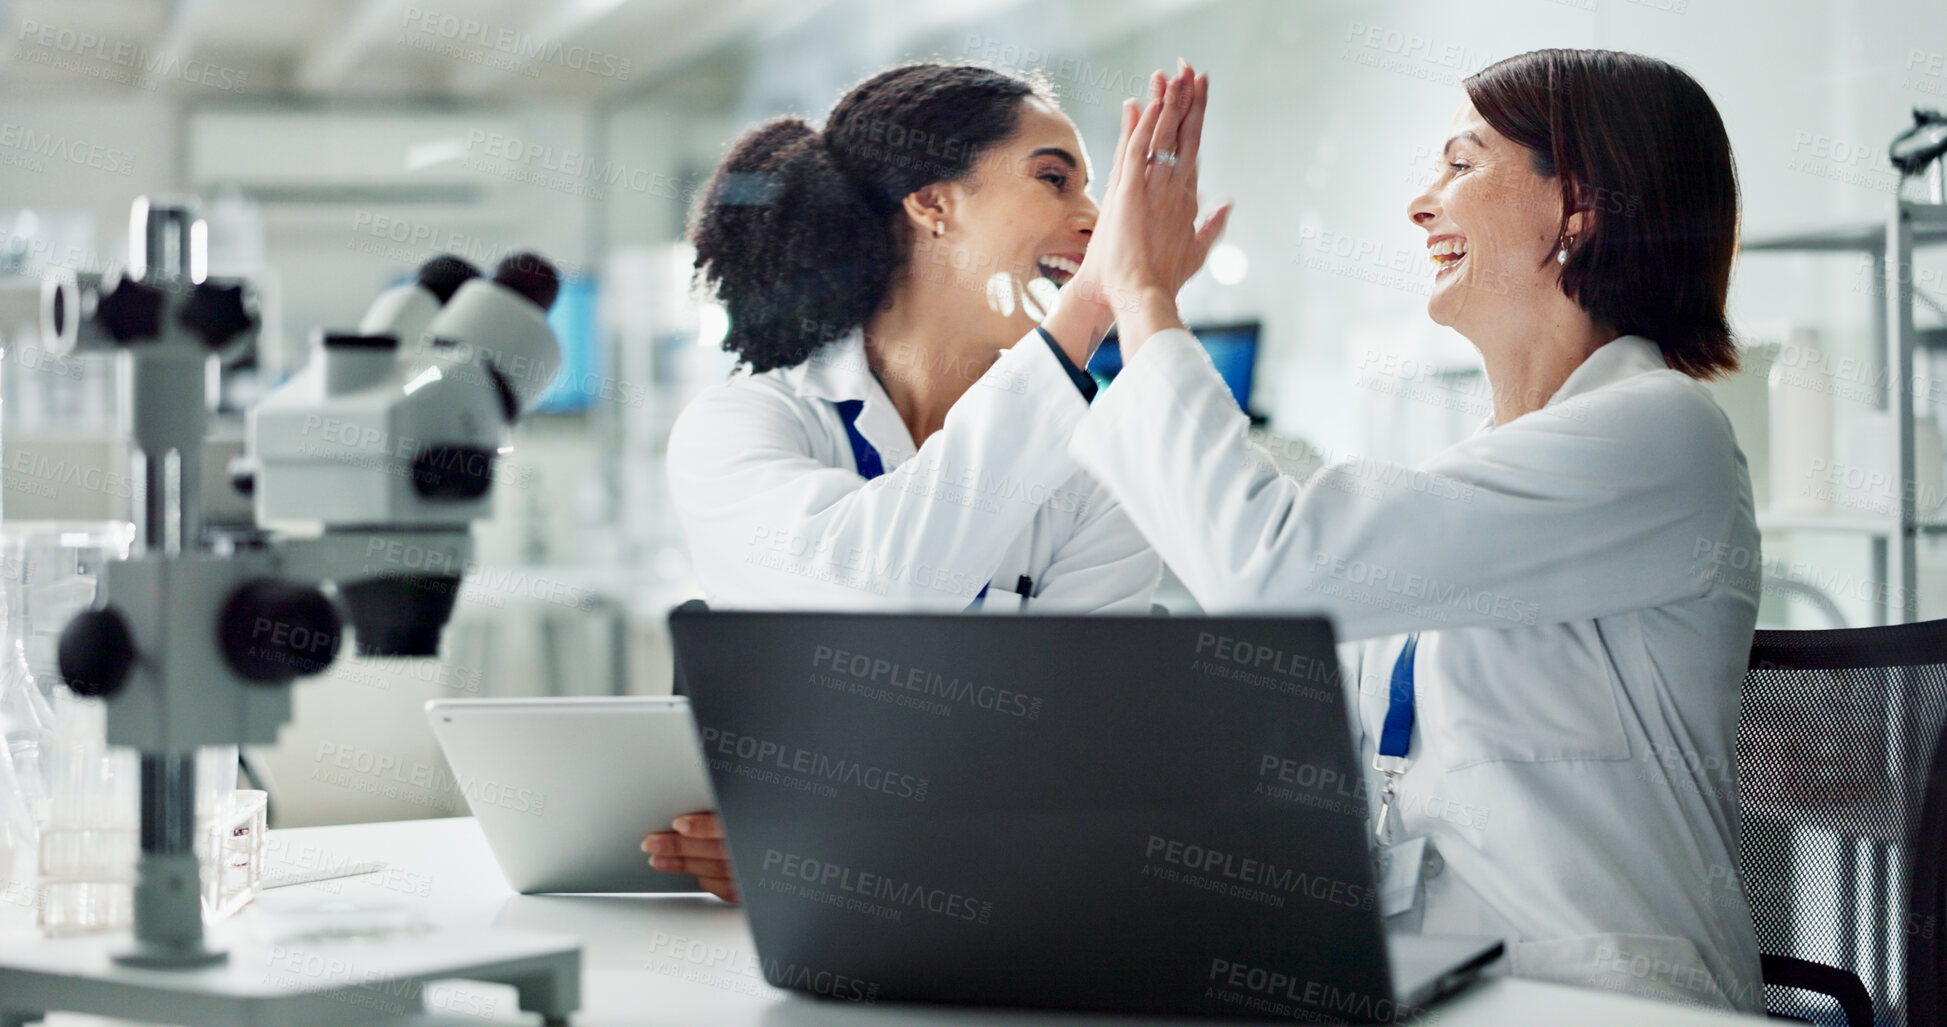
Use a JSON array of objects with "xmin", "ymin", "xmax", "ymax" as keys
[{"xmin": 425, "ymin": 697, "xmax": 715, "ymax": 894}]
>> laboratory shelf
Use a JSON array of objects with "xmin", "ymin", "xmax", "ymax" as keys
[
  {"xmin": 1739, "ymin": 198, "xmax": 1946, "ymax": 623},
  {"xmin": 1757, "ymin": 512, "xmax": 1902, "ymax": 536},
  {"xmin": 1757, "ymin": 512, "xmax": 1947, "ymax": 536},
  {"xmin": 1741, "ymin": 202, "xmax": 1947, "ymax": 252}
]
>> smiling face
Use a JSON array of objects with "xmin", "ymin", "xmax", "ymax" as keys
[
  {"xmin": 905, "ymin": 97, "xmax": 1098, "ymax": 302},
  {"xmin": 1407, "ymin": 101, "xmax": 1579, "ymax": 336}
]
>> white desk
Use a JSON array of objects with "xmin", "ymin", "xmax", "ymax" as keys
[{"xmin": 59, "ymin": 816, "xmax": 1754, "ymax": 1027}]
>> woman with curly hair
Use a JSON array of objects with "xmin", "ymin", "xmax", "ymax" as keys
[
  {"xmin": 667, "ymin": 61, "xmax": 1225, "ymax": 616},
  {"xmin": 653, "ymin": 61, "xmax": 1224, "ymax": 902}
]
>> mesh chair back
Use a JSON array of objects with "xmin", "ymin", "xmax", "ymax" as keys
[
  {"xmin": 1913, "ymin": 722, "xmax": 1947, "ymax": 1027},
  {"xmin": 1738, "ymin": 621, "xmax": 1947, "ymax": 1026}
]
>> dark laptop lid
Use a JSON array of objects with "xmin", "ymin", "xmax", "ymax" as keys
[{"xmin": 672, "ymin": 610, "xmax": 1410, "ymax": 1020}]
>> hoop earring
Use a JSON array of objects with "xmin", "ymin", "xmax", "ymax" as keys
[{"xmin": 1557, "ymin": 235, "xmax": 1575, "ymax": 265}]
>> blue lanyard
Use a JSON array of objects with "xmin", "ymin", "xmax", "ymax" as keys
[
  {"xmin": 833, "ymin": 399, "xmax": 989, "ymax": 606},
  {"xmin": 1377, "ymin": 633, "xmax": 1420, "ymax": 760},
  {"xmin": 834, "ymin": 400, "xmax": 884, "ymax": 480},
  {"xmin": 1373, "ymin": 633, "xmax": 1419, "ymax": 844}
]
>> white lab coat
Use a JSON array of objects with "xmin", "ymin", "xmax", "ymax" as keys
[
  {"xmin": 667, "ymin": 327, "xmax": 1160, "ymax": 613},
  {"xmin": 1071, "ymin": 331, "xmax": 1766, "ymax": 1013}
]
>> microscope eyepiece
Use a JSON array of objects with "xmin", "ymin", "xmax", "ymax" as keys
[
  {"xmin": 338, "ymin": 576, "xmax": 461, "ymax": 657},
  {"xmin": 492, "ymin": 252, "xmax": 560, "ymax": 312},
  {"xmin": 218, "ymin": 580, "xmax": 343, "ymax": 682},
  {"xmin": 416, "ymin": 255, "xmax": 482, "ymax": 305},
  {"xmin": 179, "ymin": 282, "xmax": 256, "ymax": 351},
  {"xmin": 59, "ymin": 607, "xmax": 136, "ymax": 698},
  {"xmin": 94, "ymin": 272, "xmax": 166, "ymax": 343}
]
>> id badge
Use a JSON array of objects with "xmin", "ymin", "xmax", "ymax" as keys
[{"xmin": 1377, "ymin": 835, "xmax": 1430, "ymax": 920}]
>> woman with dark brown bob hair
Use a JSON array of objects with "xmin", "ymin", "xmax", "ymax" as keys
[{"xmin": 1069, "ymin": 49, "xmax": 1763, "ymax": 1011}]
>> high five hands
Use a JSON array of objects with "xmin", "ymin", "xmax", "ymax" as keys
[{"xmin": 1045, "ymin": 59, "xmax": 1234, "ymax": 366}]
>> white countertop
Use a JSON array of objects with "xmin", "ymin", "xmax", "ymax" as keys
[{"xmin": 189, "ymin": 816, "xmax": 1769, "ymax": 1027}]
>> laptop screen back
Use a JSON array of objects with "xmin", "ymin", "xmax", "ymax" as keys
[{"xmin": 671, "ymin": 611, "xmax": 1400, "ymax": 1019}]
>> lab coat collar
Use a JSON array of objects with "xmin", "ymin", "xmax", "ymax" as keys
[
  {"xmin": 782, "ymin": 328, "xmax": 873, "ymax": 401},
  {"xmin": 1546, "ymin": 334, "xmax": 1669, "ymax": 408},
  {"xmin": 1475, "ymin": 335, "xmax": 1668, "ymax": 433},
  {"xmin": 781, "ymin": 329, "xmax": 918, "ymax": 466}
]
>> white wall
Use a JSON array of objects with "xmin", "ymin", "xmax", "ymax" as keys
[{"xmin": 0, "ymin": 92, "xmax": 179, "ymax": 261}]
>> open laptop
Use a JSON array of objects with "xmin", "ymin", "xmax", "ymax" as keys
[
  {"xmin": 668, "ymin": 610, "xmax": 1503, "ymax": 1020},
  {"xmin": 425, "ymin": 697, "xmax": 716, "ymax": 894}
]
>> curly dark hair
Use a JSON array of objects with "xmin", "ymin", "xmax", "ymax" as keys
[{"xmin": 688, "ymin": 62, "xmax": 1053, "ymax": 372}]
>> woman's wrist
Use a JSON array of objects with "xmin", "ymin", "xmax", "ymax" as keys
[
  {"xmin": 1040, "ymin": 288, "xmax": 1113, "ymax": 368},
  {"xmin": 1116, "ymin": 286, "xmax": 1188, "ymax": 361}
]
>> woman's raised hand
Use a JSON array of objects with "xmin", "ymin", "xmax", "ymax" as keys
[
  {"xmin": 1043, "ymin": 61, "xmax": 1230, "ymax": 366},
  {"xmin": 1068, "ymin": 60, "xmax": 1231, "ymax": 355}
]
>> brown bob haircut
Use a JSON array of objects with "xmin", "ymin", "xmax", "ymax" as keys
[{"xmin": 1465, "ymin": 49, "xmax": 1740, "ymax": 380}]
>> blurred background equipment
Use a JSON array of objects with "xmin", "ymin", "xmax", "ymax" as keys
[
  {"xmin": 1890, "ymin": 108, "xmax": 1947, "ymax": 202},
  {"xmin": 0, "ymin": 196, "xmax": 579, "ymax": 1025}
]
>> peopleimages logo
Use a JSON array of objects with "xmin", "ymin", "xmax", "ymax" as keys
[
  {"xmin": 311, "ymin": 741, "xmax": 543, "ymax": 815},
  {"xmin": 1145, "ymin": 836, "xmax": 1373, "ymax": 911},
  {"xmin": 14, "ymin": 20, "xmax": 249, "ymax": 92},
  {"xmin": 810, "ymin": 644, "xmax": 1044, "ymax": 719},
  {"xmin": 1308, "ymin": 551, "xmax": 1539, "ymax": 626},
  {"xmin": 761, "ymin": 849, "xmax": 995, "ymax": 924},
  {"xmin": 0, "ymin": 121, "xmax": 135, "ymax": 175},
  {"xmin": 646, "ymin": 931, "xmax": 880, "ymax": 1003},
  {"xmin": 1208, "ymin": 958, "xmax": 1430, "ymax": 1024},
  {"xmin": 1194, "ymin": 632, "xmax": 1338, "ymax": 685},
  {"xmin": 697, "ymin": 726, "xmax": 929, "ymax": 802},
  {"xmin": 7, "ymin": 450, "xmax": 137, "ymax": 499},
  {"xmin": 398, "ymin": 6, "xmax": 632, "ymax": 79}
]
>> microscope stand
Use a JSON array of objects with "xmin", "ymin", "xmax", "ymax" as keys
[{"xmin": 0, "ymin": 921, "xmax": 580, "ymax": 1026}]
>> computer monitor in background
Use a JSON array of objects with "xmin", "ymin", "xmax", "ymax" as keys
[
  {"xmin": 532, "ymin": 275, "xmax": 600, "ymax": 414},
  {"xmin": 1086, "ymin": 320, "xmax": 1262, "ymax": 422}
]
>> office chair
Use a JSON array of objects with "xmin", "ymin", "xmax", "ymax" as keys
[
  {"xmin": 1737, "ymin": 619, "xmax": 1947, "ymax": 1027},
  {"xmin": 1912, "ymin": 718, "xmax": 1947, "ymax": 1027}
]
